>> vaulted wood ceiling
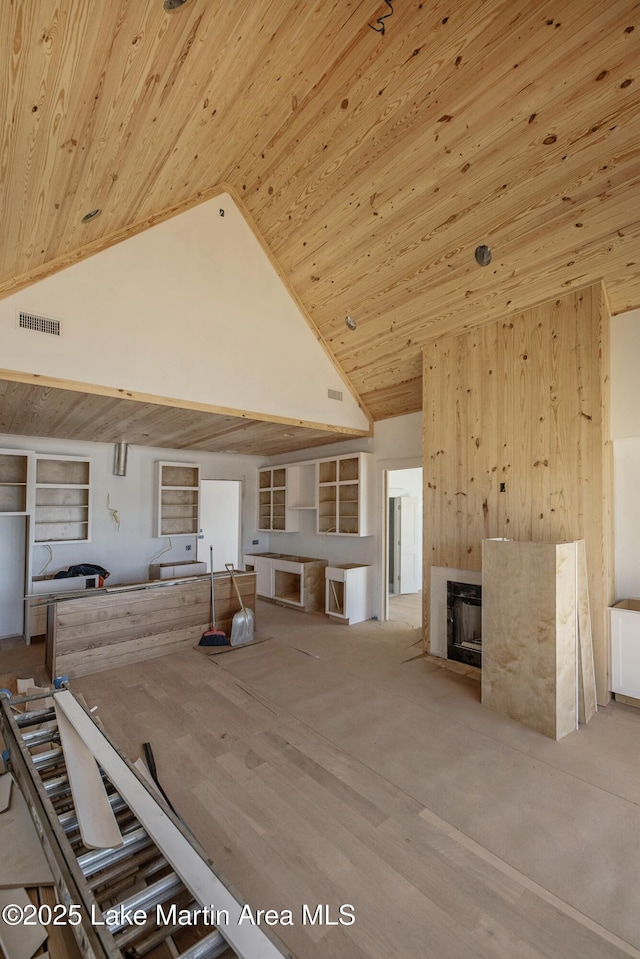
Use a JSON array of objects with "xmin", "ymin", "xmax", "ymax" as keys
[{"xmin": 1, "ymin": 0, "xmax": 639, "ymax": 433}]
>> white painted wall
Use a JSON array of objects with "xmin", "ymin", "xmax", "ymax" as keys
[
  {"xmin": 611, "ymin": 308, "xmax": 640, "ymax": 440},
  {"xmin": 611, "ymin": 309, "xmax": 640, "ymax": 600},
  {"xmin": 0, "ymin": 194, "xmax": 368, "ymax": 432},
  {"xmin": 0, "ymin": 432, "xmax": 264, "ymax": 589},
  {"xmin": 388, "ymin": 467, "xmax": 422, "ymax": 498}
]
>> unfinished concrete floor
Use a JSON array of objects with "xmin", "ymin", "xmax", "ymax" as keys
[{"xmin": 52, "ymin": 599, "xmax": 639, "ymax": 959}]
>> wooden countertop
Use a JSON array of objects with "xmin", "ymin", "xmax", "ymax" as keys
[{"xmin": 30, "ymin": 570, "xmax": 252, "ymax": 605}]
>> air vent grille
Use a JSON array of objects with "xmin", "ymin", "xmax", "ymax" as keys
[
  {"xmin": 328, "ymin": 388, "xmax": 343, "ymax": 401},
  {"xmin": 18, "ymin": 311, "xmax": 61, "ymax": 336}
]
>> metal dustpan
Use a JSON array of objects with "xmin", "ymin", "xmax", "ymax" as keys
[{"xmin": 225, "ymin": 563, "xmax": 255, "ymax": 646}]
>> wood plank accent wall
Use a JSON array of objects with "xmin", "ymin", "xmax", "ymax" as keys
[
  {"xmin": 47, "ymin": 573, "xmax": 256, "ymax": 680},
  {"xmin": 423, "ymin": 283, "xmax": 613, "ymax": 705}
]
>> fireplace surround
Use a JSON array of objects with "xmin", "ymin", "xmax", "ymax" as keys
[
  {"xmin": 447, "ymin": 580, "xmax": 482, "ymax": 667},
  {"xmin": 430, "ymin": 566, "xmax": 482, "ymax": 662}
]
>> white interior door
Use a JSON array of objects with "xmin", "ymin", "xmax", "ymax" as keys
[
  {"xmin": 197, "ymin": 480, "xmax": 241, "ymax": 572},
  {"xmin": 399, "ymin": 495, "xmax": 421, "ymax": 594}
]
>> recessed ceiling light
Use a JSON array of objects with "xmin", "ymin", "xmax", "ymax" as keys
[
  {"xmin": 345, "ymin": 315, "xmax": 357, "ymax": 330},
  {"xmin": 81, "ymin": 208, "xmax": 102, "ymax": 223},
  {"xmin": 474, "ymin": 244, "xmax": 492, "ymax": 266}
]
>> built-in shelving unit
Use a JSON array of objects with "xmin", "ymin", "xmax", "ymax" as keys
[
  {"xmin": 257, "ymin": 467, "xmax": 298, "ymax": 532},
  {"xmin": 317, "ymin": 452, "xmax": 371, "ymax": 536},
  {"xmin": 0, "ymin": 449, "xmax": 31, "ymax": 514},
  {"xmin": 34, "ymin": 454, "xmax": 91, "ymax": 543},
  {"xmin": 157, "ymin": 462, "xmax": 200, "ymax": 537}
]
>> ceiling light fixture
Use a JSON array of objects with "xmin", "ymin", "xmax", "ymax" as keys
[
  {"xmin": 474, "ymin": 244, "xmax": 492, "ymax": 266},
  {"xmin": 345, "ymin": 315, "xmax": 357, "ymax": 330},
  {"xmin": 81, "ymin": 208, "xmax": 102, "ymax": 223}
]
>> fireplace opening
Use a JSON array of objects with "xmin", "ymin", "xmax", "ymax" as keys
[{"xmin": 447, "ymin": 581, "xmax": 482, "ymax": 668}]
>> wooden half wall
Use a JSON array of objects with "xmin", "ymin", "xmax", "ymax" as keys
[{"xmin": 423, "ymin": 283, "xmax": 613, "ymax": 705}]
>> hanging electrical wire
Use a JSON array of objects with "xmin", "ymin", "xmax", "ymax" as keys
[
  {"xmin": 149, "ymin": 537, "xmax": 174, "ymax": 564},
  {"xmin": 38, "ymin": 544, "xmax": 53, "ymax": 576},
  {"xmin": 106, "ymin": 493, "xmax": 121, "ymax": 532},
  {"xmin": 369, "ymin": 0, "xmax": 394, "ymax": 34}
]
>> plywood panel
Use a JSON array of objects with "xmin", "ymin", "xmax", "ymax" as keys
[
  {"xmin": 423, "ymin": 283, "xmax": 612, "ymax": 704},
  {"xmin": 482, "ymin": 539, "xmax": 577, "ymax": 740},
  {"xmin": 576, "ymin": 539, "xmax": 598, "ymax": 724}
]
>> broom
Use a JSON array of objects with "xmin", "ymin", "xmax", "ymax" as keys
[{"xmin": 199, "ymin": 546, "xmax": 228, "ymax": 646}]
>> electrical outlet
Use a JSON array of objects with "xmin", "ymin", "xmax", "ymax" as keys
[{"xmin": 185, "ymin": 544, "xmax": 192, "ymax": 551}]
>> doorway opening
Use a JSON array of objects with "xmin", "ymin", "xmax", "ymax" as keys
[{"xmin": 385, "ymin": 467, "xmax": 423, "ymax": 627}]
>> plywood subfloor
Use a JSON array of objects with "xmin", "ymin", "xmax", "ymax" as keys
[
  {"xmin": 65, "ymin": 601, "xmax": 640, "ymax": 959},
  {"xmin": 388, "ymin": 591, "xmax": 422, "ymax": 629}
]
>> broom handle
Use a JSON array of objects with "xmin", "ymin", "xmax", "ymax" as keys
[
  {"xmin": 225, "ymin": 563, "xmax": 245, "ymax": 611},
  {"xmin": 210, "ymin": 546, "xmax": 216, "ymax": 627}
]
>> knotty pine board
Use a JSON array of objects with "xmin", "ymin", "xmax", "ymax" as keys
[{"xmin": 423, "ymin": 283, "xmax": 613, "ymax": 704}]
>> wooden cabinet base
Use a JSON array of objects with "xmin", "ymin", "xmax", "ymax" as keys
[{"xmin": 45, "ymin": 572, "xmax": 256, "ymax": 679}]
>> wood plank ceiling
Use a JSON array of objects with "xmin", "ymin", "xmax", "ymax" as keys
[
  {"xmin": 1, "ymin": 0, "xmax": 639, "ymax": 443},
  {"xmin": 0, "ymin": 376, "xmax": 366, "ymax": 457}
]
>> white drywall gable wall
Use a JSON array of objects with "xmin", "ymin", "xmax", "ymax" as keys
[
  {"xmin": 611, "ymin": 308, "xmax": 640, "ymax": 440},
  {"xmin": 0, "ymin": 194, "xmax": 369, "ymax": 432}
]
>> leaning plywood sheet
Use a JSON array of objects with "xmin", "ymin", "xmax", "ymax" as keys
[
  {"xmin": 54, "ymin": 703, "xmax": 123, "ymax": 850},
  {"xmin": 482, "ymin": 539, "xmax": 578, "ymax": 740},
  {"xmin": 0, "ymin": 775, "xmax": 53, "ymax": 887},
  {"xmin": 576, "ymin": 539, "xmax": 597, "ymax": 724},
  {"xmin": 0, "ymin": 887, "xmax": 47, "ymax": 959}
]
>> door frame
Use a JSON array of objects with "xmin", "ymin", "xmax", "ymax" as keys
[{"xmin": 378, "ymin": 457, "xmax": 423, "ymax": 622}]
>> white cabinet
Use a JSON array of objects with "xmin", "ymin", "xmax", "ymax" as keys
[
  {"xmin": 273, "ymin": 558, "xmax": 305, "ymax": 607},
  {"xmin": 316, "ymin": 452, "xmax": 372, "ymax": 536},
  {"xmin": 244, "ymin": 553, "xmax": 327, "ymax": 611},
  {"xmin": 255, "ymin": 453, "xmax": 371, "ymax": 535},
  {"xmin": 34, "ymin": 454, "xmax": 91, "ymax": 543},
  {"xmin": 272, "ymin": 556, "xmax": 327, "ymax": 611},
  {"xmin": 156, "ymin": 462, "xmax": 200, "ymax": 537},
  {"xmin": 325, "ymin": 564, "xmax": 372, "ymax": 624},
  {"xmin": 257, "ymin": 468, "xmax": 299, "ymax": 532},
  {"xmin": 610, "ymin": 600, "xmax": 640, "ymax": 699},
  {"xmin": 243, "ymin": 554, "xmax": 274, "ymax": 598}
]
